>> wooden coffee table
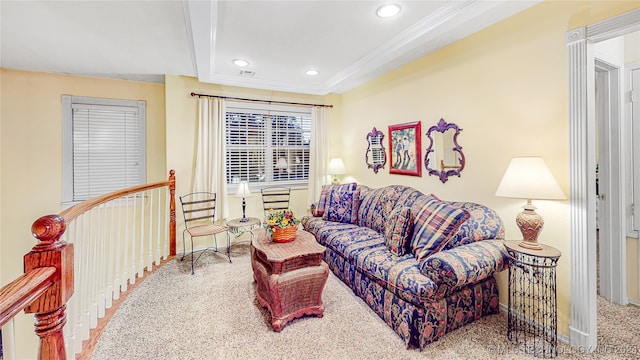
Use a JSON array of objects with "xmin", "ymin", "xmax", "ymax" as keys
[{"xmin": 250, "ymin": 227, "xmax": 328, "ymax": 332}]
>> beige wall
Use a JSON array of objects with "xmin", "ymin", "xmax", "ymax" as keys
[
  {"xmin": 334, "ymin": 1, "xmax": 639, "ymax": 338},
  {"xmin": 0, "ymin": 68, "xmax": 166, "ymax": 359},
  {"xmin": 164, "ymin": 75, "xmax": 339, "ymax": 245}
]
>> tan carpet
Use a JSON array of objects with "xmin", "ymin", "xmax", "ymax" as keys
[{"xmin": 91, "ymin": 245, "xmax": 639, "ymax": 359}]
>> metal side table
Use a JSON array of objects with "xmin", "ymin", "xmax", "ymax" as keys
[
  {"xmin": 227, "ymin": 217, "xmax": 261, "ymax": 242},
  {"xmin": 505, "ymin": 241, "xmax": 561, "ymax": 358}
]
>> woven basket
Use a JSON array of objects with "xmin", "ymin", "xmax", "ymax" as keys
[{"xmin": 272, "ymin": 225, "xmax": 297, "ymax": 243}]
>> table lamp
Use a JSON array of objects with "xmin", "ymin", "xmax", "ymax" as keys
[
  {"xmin": 234, "ymin": 181, "xmax": 254, "ymax": 222},
  {"xmin": 275, "ymin": 157, "xmax": 290, "ymax": 176},
  {"xmin": 495, "ymin": 157, "xmax": 566, "ymax": 250},
  {"xmin": 327, "ymin": 158, "xmax": 346, "ymax": 185}
]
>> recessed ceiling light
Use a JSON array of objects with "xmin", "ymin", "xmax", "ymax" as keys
[
  {"xmin": 233, "ymin": 59, "xmax": 250, "ymax": 67},
  {"xmin": 305, "ymin": 69, "xmax": 319, "ymax": 76},
  {"xmin": 376, "ymin": 4, "xmax": 400, "ymax": 18}
]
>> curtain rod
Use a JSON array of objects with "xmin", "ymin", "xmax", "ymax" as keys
[{"xmin": 190, "ymin": 92, "xmax": 333, "ymax": 108}]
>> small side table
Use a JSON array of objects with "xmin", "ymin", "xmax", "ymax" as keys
[
  {"xmin": 227, "ymin": 217, "xmax": 261, "ymax": 240},
  {"xmin": 505, "ymin": 241, "xmax": 561, "ymax": 358}
]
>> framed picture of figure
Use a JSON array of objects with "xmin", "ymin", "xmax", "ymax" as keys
[{"xmin": 388, "ymin": 121, "xmax": 422, "ymax": 177}]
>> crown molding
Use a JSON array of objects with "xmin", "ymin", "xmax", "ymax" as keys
[{"xmin": 191, "ymin": 0, "xmax": 542, "ymax": 95}]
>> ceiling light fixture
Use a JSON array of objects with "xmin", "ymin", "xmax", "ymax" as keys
[
  {"xmin": 376, "ymin": 4, "xmax": 401, "ymax": 18},
  {"xmin": 233, "ymin": 58, "xmax": 250, "ymax": 67},
  {"xmin": 305, "ymin": 69, "xmax": 319, "ymax": 76}
]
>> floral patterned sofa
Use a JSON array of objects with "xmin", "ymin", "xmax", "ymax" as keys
[{"xmin": 302, "ymin": 183, "xmax": 508, "ymax": 349}]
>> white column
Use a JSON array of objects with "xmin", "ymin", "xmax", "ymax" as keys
[{"xmin": 566, "ymin": 26, "xmax": 598, "ymax": 352}]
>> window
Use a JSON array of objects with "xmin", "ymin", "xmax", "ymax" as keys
[
  {"xmin": 62, "ymin": 96, "xmax": 146, "ymax": 204},
  {"xmin": 225, "ymin": 102, "xmax": 310, "ymax": 189}
]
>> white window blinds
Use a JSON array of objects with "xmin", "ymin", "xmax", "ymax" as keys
[
  {"xmin": 62, "ymin": 96, "xmax": 146, "ymax": 203},
  {"xmin": 225, "ymin": 102, "xmax": 311, "ymax": 188}
]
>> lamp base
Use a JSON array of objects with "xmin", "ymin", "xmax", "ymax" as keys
[
  {"xmin": 515, "ymin": 200, "xmax": 544, "ymax": 250},
  {"xmin": 518, "ymin": 239, "xmax": 543, "ymax": 250},
  {"xmin": 331, "ymin": 178, "xmax": 339, "ymax": 185},
  {"xmin": 240, "ymin": 198, "xmax": 249, "ymax": 222}
]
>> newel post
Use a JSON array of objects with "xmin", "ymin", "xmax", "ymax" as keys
[
  {"xmin": 168, "ymin": 169, "xmax": 176, "ymax": 256},
  {"xmin": 24, "ymin": 215, "xmax": 74, "ymax": 360}
]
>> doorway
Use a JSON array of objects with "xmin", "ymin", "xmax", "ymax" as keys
[
  {"xmin": 567, "ymin": 8, "xmax": 640, "ymax": 351},
  {"xmin": 594, "ymin": 57, "xmax": 627, "ymax": 305}
]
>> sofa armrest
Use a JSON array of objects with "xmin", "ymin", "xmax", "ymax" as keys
[{"xmin": 418, "ymin": 240, "xmax": 509, "ymax": 297}]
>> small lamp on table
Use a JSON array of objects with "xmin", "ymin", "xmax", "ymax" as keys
[
  {"xmin": 495, "ymin": 157, "xmax": 566, "ymax": 250},
  {"xmin": 327, "ymin": 158, "xmax": 346, "ymax": 185},
  {"xmin": 234, "ymin": 181, "xmax": 254, "ymax": 223}
]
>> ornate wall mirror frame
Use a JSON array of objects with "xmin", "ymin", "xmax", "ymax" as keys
[
  {"xmin": 365, "ymin": 127, "xmax": 386, "ymax": 173},
  {"xmin": 424, "ymin": 118, "xmax": 464, "ymax": 183}
]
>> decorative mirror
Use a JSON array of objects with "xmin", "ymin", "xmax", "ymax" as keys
[
  {"xmin": 365, "ymin": 127, "xmax": 386, "ymax": 173},
  {"xmin": 424, "ymin": 118, "xmax": 464, "ymax": 183}
]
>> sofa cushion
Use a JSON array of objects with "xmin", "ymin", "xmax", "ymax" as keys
[
  {"xmin": 352, "ymin": 247, "xmax": 437, "ymax": 304},
  {"xmin": 323, "ymin": 184, "xmax": 360, "ymax": 224},
  {"xmin": 384, "ymin": 205, "xmax": 413, "ymax": 256},
  {"xmin": 302, "ymin": 216, "xmax": 359, "ymax": 244},
  {"xmin": 357, "ymin": 185, "xmax": 416, "ymax": 233},
  {"xmin": 443, "ymin": 201, "xmax": 505, "ymax": 250},
  {"xmin": 411, "ymin": 198, "xmax": 470, "ymax": 261},
  {"xmin": 320, "ymin": 227, "xmax": 385, "ymax": 259},
  {"xmin": 419, "ymin": 240, "xmax": 509, "ymax": 297},
  {"xmin": 316, "ymin": 183, "xmax": 360, "ymax": 223},
  {"xmin": 313, "ymin": 185, "xmax": 332, "ymax": 217},
  {"xmin": 314, "ymin": 225, "xmax": 438, "ymax": 305}
]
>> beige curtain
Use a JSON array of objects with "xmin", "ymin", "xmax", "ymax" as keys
[
  {"xmin": 193, "ymin": 97, "xmax": 229, "ymax": 220},
  {"xmin": 308, "ymin": 106, "xmax": 328, "ymax": 206}
]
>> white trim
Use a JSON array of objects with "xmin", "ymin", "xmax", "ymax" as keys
[
  {"xmin": 184, "ymin": 0, "xmax": 217, "ymax": 83},
  {"xmin": 567, "ymin": 25, "xmax": 599, "ymax": 352},
  {"xmin": 62, "ymin": 95, "xmax": 73, "ymax": 204},
  {"xmin": 628, "ymin": 62, "xmax": 640, "ymax": 235},
  {"xmin": 594, "ymin": 59, "xmax": 628, "ymax": 305},
  {"xmin": 61, "ymin": 95, "xmax": 147, "ymax": 204},
  {"xmin": 567, "ymin": 7, "xmax": 640, "ymax": 352},
  {"xmin": 324, "ymin": 0, "xmax": 479, "ymax": 92}
]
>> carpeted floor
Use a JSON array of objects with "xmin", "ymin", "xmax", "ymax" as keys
[{"xmin": 91, "ymin": 245, "xmax": 639, "ymax": 360}]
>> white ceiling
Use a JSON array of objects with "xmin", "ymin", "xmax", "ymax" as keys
[{"xmin": 1, "ymin": 0, "xmax": 541, "ymax": 95}]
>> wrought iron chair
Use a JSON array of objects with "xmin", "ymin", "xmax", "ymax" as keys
[
  {"xmin": 261, "ymin": 187, "xmax": 291, "ymax": 218},
  {"xmin": 179, "ymin": 192, "xmax": 230, "ymax": 274}
]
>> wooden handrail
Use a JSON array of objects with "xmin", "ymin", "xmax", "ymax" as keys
[
  {"xmin": 0, "ymin": 170, "xmax": 177, "ymax": 360},
  {"xmin": 61, "ymin": 170, "xmax": 176, "ymax": 224},
  {"xmin": 0, "ymin": 267, "xmax": 56, "ymax": 327}
]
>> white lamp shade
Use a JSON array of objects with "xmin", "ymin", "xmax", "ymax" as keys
[
  {"xmin": 234, "ymin": 181, "xmax": 253, "ymax": 198},
  {"xmin": 275, "ymin": 157, "xmax": 288, "ymax": 169},
  {"xmin": 327, "ymin": 158, "xmax": 346, "ymax": 175},
  {"xmin": 495, "ymin": 157, "xmax": 566, "ymax": 200}
]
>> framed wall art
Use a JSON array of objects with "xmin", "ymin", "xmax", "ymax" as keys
[{"xmin": 388, "ymin": 121, "xmax": 422, "ymax": 177}]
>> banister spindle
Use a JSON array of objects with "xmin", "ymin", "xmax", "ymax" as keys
[{"xmin": 25, "ymin": 214, "xmax": 74, "ymax": 360}]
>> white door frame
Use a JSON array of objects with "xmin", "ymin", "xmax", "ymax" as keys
[
  {"xmin": 566, "ymin": 8, "xmax": 640, "ymax": 352},
  {"xmin": 630, "ymin": 65, "xmax": 640, "ymax": 237},
  {"xmin": 594, "ymin": 59, "xmax": 627, "ymax": 305}
]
